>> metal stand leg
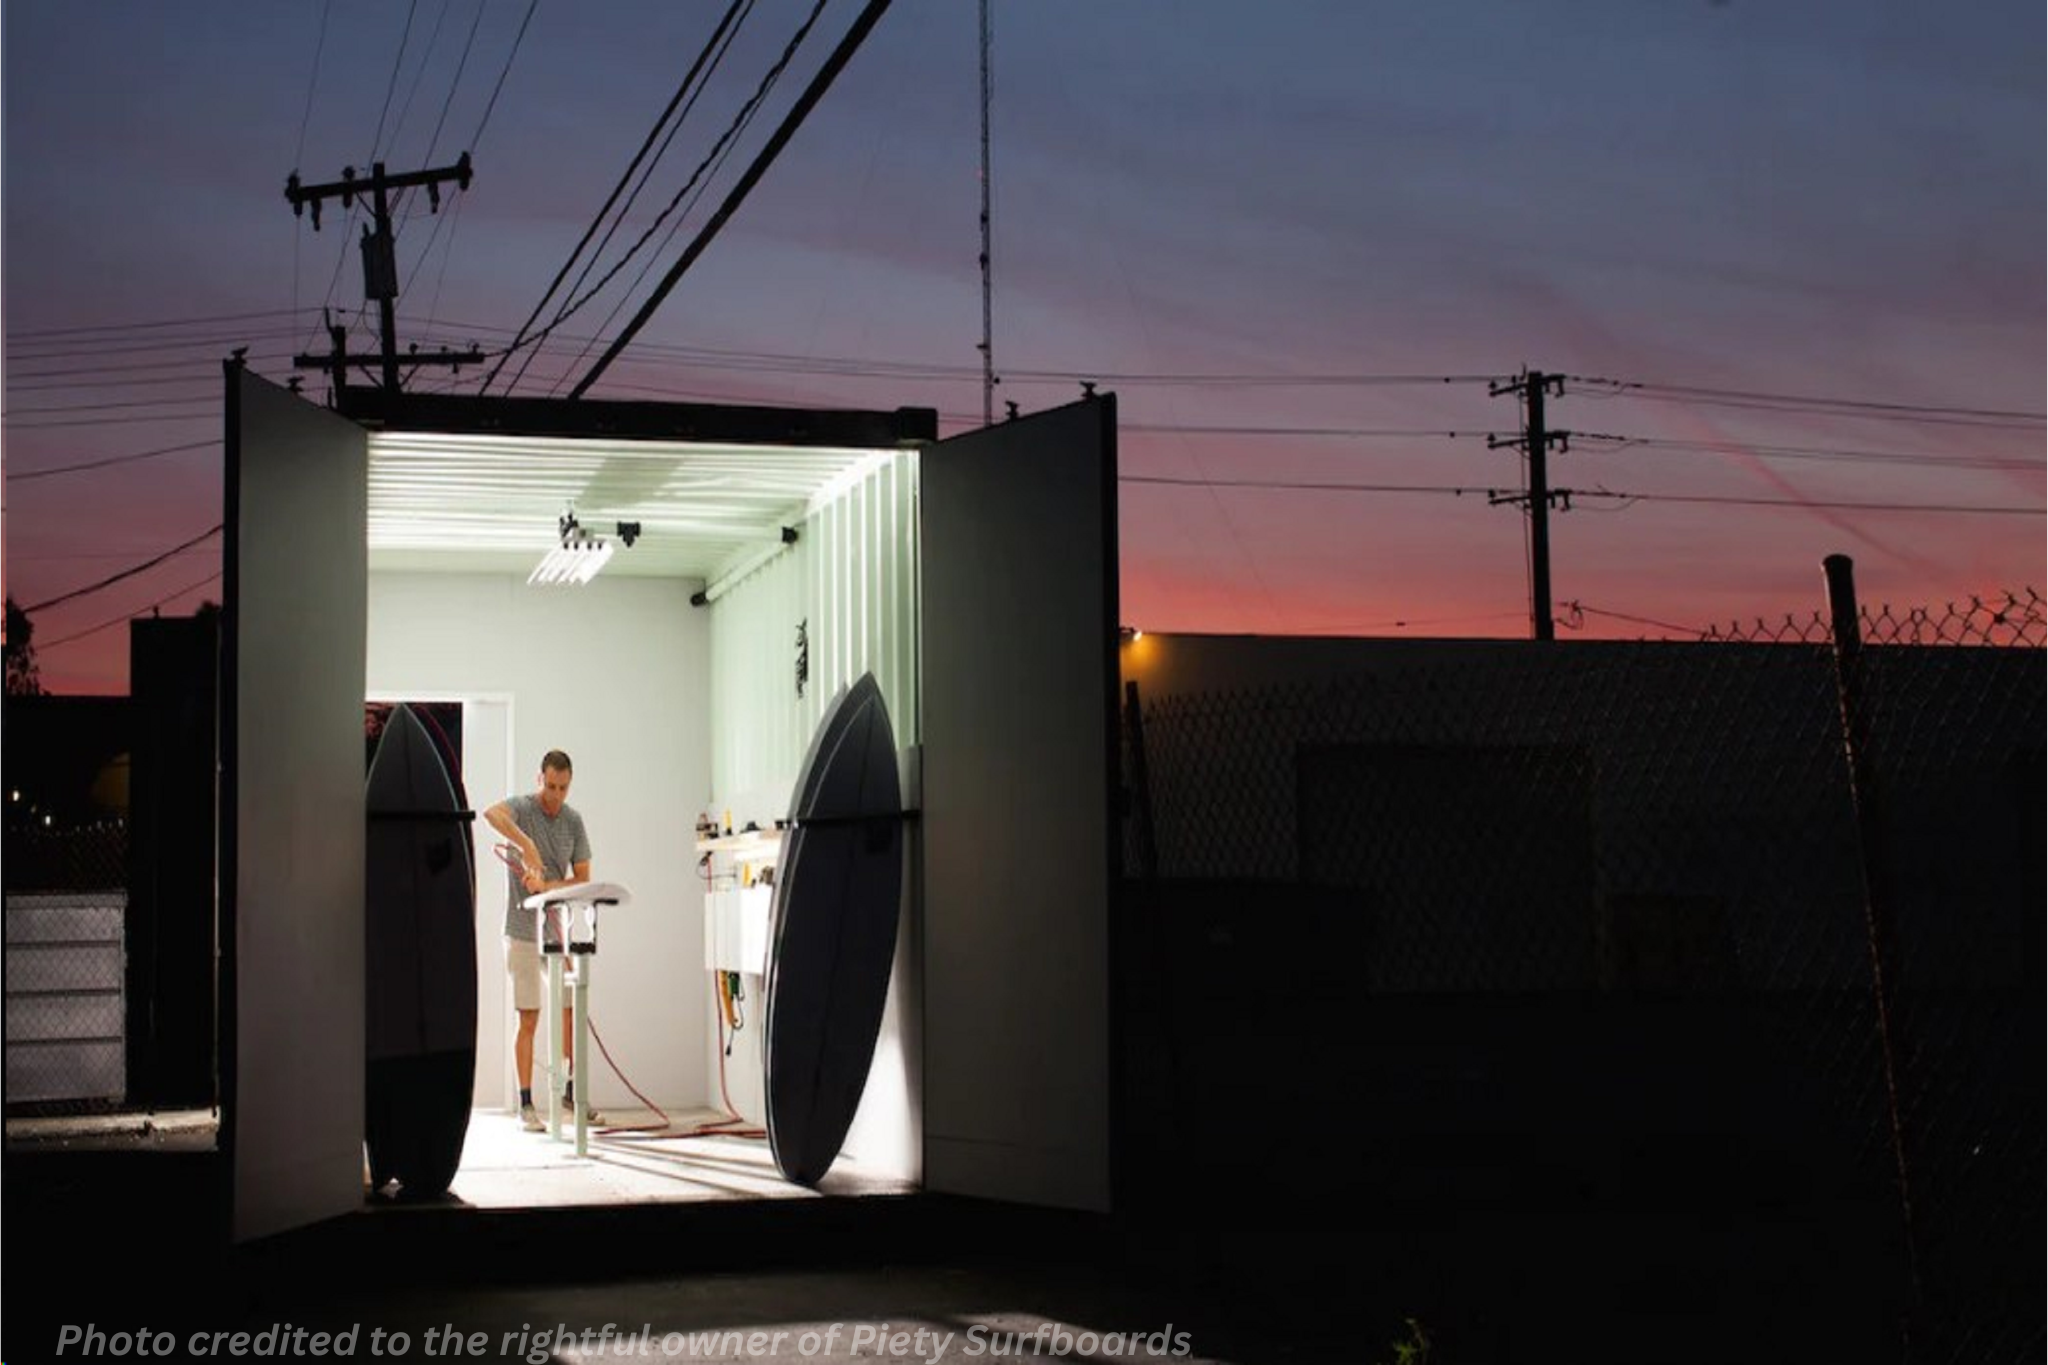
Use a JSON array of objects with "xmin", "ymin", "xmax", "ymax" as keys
[
  {"xmin": 546, "ymin": 955, "xmax": 566, "ymax": 1140},
  {"xmin": 572, "ymin": 956, "xmax": 591, "ymax": 1157}
]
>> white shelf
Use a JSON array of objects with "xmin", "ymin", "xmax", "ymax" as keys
[{"xmin": 694, "ymin": 828, "xmax": 783, "ymax": 856}]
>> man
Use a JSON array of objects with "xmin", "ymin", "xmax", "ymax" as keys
[{"xmin": 485, "ymin": 749, "xmax": 601, "ymax": 1132}]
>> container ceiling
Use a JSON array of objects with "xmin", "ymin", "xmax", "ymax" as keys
[{"xmin": 366, "ymin": 430, "xmax": 898, "ymax": 582}]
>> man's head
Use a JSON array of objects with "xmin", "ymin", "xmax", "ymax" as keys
[{"xmin": 537, "ymin": 750, "xmax": 573, "ymax": 815}]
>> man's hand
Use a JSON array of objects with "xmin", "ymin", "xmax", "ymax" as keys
[{"xmin": 521, "ymin": 866, "xmax": 545, "ymax": 894}]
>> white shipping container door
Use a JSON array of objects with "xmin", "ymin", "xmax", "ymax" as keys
[
  {"xmin": 224, "ymin": 370, "xmax": 368, "ymax": 1241},
  {"xmin": 919, "ymin": 397, "xmax": 1119, "ymax": 1211}
]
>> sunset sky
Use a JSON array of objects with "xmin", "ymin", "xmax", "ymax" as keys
[{"xmin": 5, "ymin": 0, "xmax": 2042, "ymax": 693}]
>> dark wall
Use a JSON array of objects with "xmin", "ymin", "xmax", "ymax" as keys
[
  {"xmin": 128, "ymin": 615, "xmax": 219, "ymax": 1109},
  {"xmin": 1115, "ymin": 636, "xmax": 2043, "ymax": 1358}
]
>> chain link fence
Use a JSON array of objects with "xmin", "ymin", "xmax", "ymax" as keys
[
  {"xmin": 1697, "ymin": 586, "xmax": 2043, "ymax": 647},
  {"xmin": 5, "ymin": 819, "xmax": 130, "ymax": 1114},
  {"xmin": 1122, "ymin": 582, "xmax": 2042, "ymax": 1363}
]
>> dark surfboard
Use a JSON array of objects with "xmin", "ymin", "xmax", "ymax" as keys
[
  {"xmin": 365, "ymin": 703, "xmax": 476, "ymax": 1198},
  {"xmin": 764, "ymin": 673, "xmax": 905, "ymax": 1186}
]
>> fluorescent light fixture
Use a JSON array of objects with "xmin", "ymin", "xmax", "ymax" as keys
[{"xmin": 528, "ymin": 510, "xmax": 615, "ymax": 587}]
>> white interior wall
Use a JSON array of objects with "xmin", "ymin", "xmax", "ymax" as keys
[
  {"xmin": 706, "ymin": 451, "xmax": 921, "ymax": 1181},
  {"xmin": 709, "ymin": 453, "xmax": 920, "ymax": 815},
  {"xmin": 464, "ymin": 699, "xmax": 511, "ymax": 1106},
  {"xmin": 367, "ymin": 571, "xmax": 711, "ymax": 1113}
]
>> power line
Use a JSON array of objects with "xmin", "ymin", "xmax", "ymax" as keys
[
  {"xmin": 392, "ymin": 0, "xmax": 492, "ymax": 246},
  {"xmin": 422, "ymin": 0, "xmax": 488, "ymax": 167},
  {"xmin": 8, "ymin": 326, "xmax": 313, "ymax": 362},
  {"xmin": 1569, "ymin": 374, "xmax": 2044, "ymax": 421},
  {"xmin": 7, "ymin": 352, "xmax": 297, "ymax": 381},
  {"xmin": 1004, "ymin": 370, "xmax": 1505, "ymax": 388},
  {"xmin": 370, "ymin": 316, "xmax": 1527, "ymax": 387},
  {"xmin": 293, "ymin": 0, "xmax": 332, "ymax": 171},
  {"xmin": 484, "ymin": 0, "xmax": 753, "ymax": 394},
  {"xmin": 552, "ymin": 12, "xmax": 799, "ymax": 396},
  {"xmin": 1123, "ymin": 475, "xmax": 1493, "ymax": 497},
  {"xmin": 369, "ymin": 1, "xmax": 421, "ymax": 164},
  {"xmin": 5, "ymin": 438, "xmax": 217, "ymax": 484},
  {"xmin": 6, "ymin": 373, "xmax": 221, "ymax": 395},
  {"xmin": 1, "ymin": 412, "xmax": 220, "ymax": 431},
  {"xmin": 570, "ymin": 0, "xmax": 892, "ymax": 398},
  {"xmin": 1574, "ymin": 431, "xmax": 2041, "ymax": 473},
  {"xmin": 1327, "ymin": 609, "xmax": 1529, "ymax": 632},
  {"xmin": 310, "ymin": 4, "xmax": 427, "ymax": 331},
  {"xmin": 1566, "ymin": 374, "xmax": 2044, "ymax": 428},
  {"xmin": 10, "ymin": 547, "xmax": 222, "ymax": 564},
  {"xmin": 385, "ymin": 0, "xmax": 452, "ymax": 167},
  {"xmin": 1596, "ymin": 490, "xmax": 2043, "ymax": 516},
  {"xmin": 35, "ymin": 571, "xmax": 223, "ymax": 652},
  {"xmin": 415, "ymin": 189, "xmax": 470, "ymax": 335},
  {"xmin": 524, "ymin": 0, "xmax": 827, "ymax": 394},
  {"xmin": 21, "ymin": 524, "xmax": 225, "ymax": 613},
  {"xmin": 5, "ymin": 308, "xmax": 318, "ymax": 342},
  {"xmin": 0, "ymin": 305, "xmax": 1479, "ymax": 389},
  {"xmin": 1557, "ymin": 600, "xmax": 1703, "ymax": 636},
  {"xmin": 505, "ymin": 325, "xmax": 1501, "ymax": 388},
  {"xmin": 540, "ymin": 1, "xmax": 755, "ymax": 352},
  {"xmin": 3, "ymin": 395, "xmax": 218, "ymax": 418},
  {"xmin": 469, "ymin": 0, "xmax": 540, "ymax": 154},
  {"xmin": 1122, "ymin": 473, "xmax": 2043, "ymax": 516},
  {"xmin": 1121, "ymin": 423, "xmax": 1508, "ymax": 440}
]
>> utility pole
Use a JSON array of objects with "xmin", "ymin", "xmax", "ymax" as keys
[
  {"xmin": 1489, "ymin": 370, "xmax": 1571, "ymax": 641},
  {"xmin": 286, "ymin": 154, "xmax": 480, "ymax": 394},
  {"xmin": 290, "ymin": 312, "xmax": 485, "ymax": 407}
]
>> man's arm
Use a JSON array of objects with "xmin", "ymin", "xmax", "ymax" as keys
[
  {"xmin": 517, "ymin": 860, "xmax": 589, "ymax": 897},
  {"xmin": 484, "ymin": 800, "xmax": 545, "ymax": 891}
]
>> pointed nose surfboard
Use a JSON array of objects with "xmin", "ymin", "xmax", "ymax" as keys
[
  {"xmin": 364, "ymin": 703, "xmax": 477, "ymax": 1199},
  {"xmin": 764, "ymin": 673, "xmax": 905, "ymax": 1187}
]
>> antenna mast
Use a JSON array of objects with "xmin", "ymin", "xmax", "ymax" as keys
[{"xmin": 978, "ymin": 0, "xmax": 995, "ymax": 427}]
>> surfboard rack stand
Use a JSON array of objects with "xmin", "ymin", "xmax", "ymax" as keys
[{"xmin": 523, "ymin": 883, "xmax": 632, "ymax": 1158}]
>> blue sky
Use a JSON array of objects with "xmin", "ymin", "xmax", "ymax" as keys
[{"xmin": 5, "ymin": 0, "xmax": 2042, "ymax": 690}]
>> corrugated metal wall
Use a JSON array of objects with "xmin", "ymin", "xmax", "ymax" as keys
[{"xmin": 708, "ymin": 452, "xmax": 919, "ymax": 807}]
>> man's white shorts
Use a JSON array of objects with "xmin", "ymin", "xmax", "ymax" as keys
[{"xmin": 504, "ymin": 935, "xmax": 543, "ymax": 1012}]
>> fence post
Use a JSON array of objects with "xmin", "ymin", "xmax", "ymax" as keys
[{"xmin": 1823, "ymin": 553, "xmax": 1923, "ymax": 1354}]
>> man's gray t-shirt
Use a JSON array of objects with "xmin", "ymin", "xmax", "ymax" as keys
[{"xmin": 501, "ymin": 793, "xmax": 592, "ymax": 940}]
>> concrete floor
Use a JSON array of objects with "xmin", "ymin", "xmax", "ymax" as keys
[
  {"xmin": 3, "ymin": 1105, "xmax": 218, "ymax": 1152},
  {"xmin": 6, "ymin": 1118, "xmax": 1336, "ymax": 1365},
  {"xmin": 4, "ymin": 1106, "xmax": 1926, "ymax": 1364},
  {"xmin": 211, "ymin": 1260, "xmax": 1291, "ymax": 1364},
  {"xmin": 428, "ymin": 1107, "xmax": 913, "ymax": 1209},
  {"xmin": 4, "ymin": 1105, "xmax": 912, "ymax": 1208}
]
